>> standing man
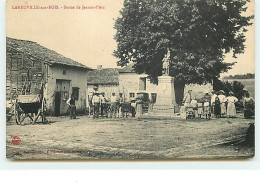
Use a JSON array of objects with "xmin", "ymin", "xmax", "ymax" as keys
[
  {"xmin": 67, "ymin": 95, "xmax": 76, "ymax": 119},
  {"xmin": 110, "ymin": 93, "xmax": 118, "ymax": 118},
  {"xmin": 118, "ymin": 93, "xmax": 124, "ymax": 118},
  {"xmin": 92, "ymin": 92, "xmax": 100, "ymax": 119},
  {"xmin": 130, "ymin": 99, "xmax": 137, "ymax": 117},
  {"xmin": 100, "ymin": 92, "xmax": 108, "ymax": 118},
  {"xmin": 183, "ymin": 90, "xmax": 193, "ymax": 107}
]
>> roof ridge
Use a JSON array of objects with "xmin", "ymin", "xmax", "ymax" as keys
[{"xmin": 6, "ymin": 37, "xmax": 92, "ymax": 70}]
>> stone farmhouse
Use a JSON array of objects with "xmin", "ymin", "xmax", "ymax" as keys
[{"xmin": 6, "ymin": 37, "xmax": 92, "ymax": 116}]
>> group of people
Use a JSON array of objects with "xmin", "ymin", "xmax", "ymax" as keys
[
  {"xmin": 88, "ymin": 92, "xmax": 137, "ymax": 119},
  {"xmin": 67, "ymin": 89, "xmax": 254, "ymax": 120},
  {"xmin": 181, "ymin": 89, "xmax": 253, "ymax": 119},
  {"xmin": 211, "ymin": 90, "xmax": 239, "ymax": 118}
]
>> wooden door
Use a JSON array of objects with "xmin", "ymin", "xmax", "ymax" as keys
[{"xmin": 54, "ymin": 92, "xmax": 61, "ymax": 116}]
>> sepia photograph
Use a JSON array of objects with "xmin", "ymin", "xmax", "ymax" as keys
[{"xmin": 6, "ymin": 0, "xmax": 255, "ymax": 160}]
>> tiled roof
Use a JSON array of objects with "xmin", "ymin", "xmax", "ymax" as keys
[
  {"xmin": 86, "ymin": 68, "xmax": 119, "ymax": 85},
  {"xmin": 6, "ymin": 37, "xmax": 92, "ymax": 69},
  {"xmin": 117, "ymin": 63, "xmax": 135, "ymax": 73}
]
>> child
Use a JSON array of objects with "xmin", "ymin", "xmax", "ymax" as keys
[
  {"xmin": 203, "ymin": 98, "xmax": 211, "ymax": 119},
  {"xmin": 197, "ymin": 100, "xmax": 203, "ymax": 118}
]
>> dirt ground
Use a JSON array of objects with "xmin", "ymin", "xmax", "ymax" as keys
[{"xmin": 6, "ymin": 115, "xmax": 255, "ymax": 160}]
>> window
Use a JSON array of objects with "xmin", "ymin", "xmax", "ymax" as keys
[
  {"xmin": 129, "ymin": 93, "xmax": 135, "ymax": 98},
  {"xmin": 72, "ymin": 87, "xmax": 79, "ymax": 100},
  {"xmin": 63, "ymin": 69, "xmax": 66, "ymax": 75},
  {"xmin": 139, "ymin": 77, "xmax": 146, "ymax": 91}
]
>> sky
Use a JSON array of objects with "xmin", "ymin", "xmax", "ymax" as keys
[{"xmin": 6, "ymin": 0, "xmax": 255, "ymax": 76}]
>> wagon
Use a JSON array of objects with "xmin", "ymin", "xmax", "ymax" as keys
[{"xmin": 14, "ymin": 94, "xmax": 48, "ymax": 125}]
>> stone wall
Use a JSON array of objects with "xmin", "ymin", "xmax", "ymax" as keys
[{"xmin": 6, "ymin": 47, "xmax": 46, "ymax": 100}]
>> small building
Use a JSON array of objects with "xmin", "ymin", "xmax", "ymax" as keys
[
  {"xmin": 86, "ymin": 66, "xmax": 119, "ymax": 102},
  {"xmin": 6, "ymin": 37, "xmax": 92, "ymax": 116}
]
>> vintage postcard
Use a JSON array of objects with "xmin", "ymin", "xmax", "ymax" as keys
[{"xmin": 6, "ymin": 0, "xmax": 255, "ymax": 160}]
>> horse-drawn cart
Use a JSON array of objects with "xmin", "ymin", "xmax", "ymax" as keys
[{"xmin": 14, "ymin": 94, "xmax": 48, "ymax": 125}]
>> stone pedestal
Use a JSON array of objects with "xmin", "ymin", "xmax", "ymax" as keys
[
  {"xmin": 150, "ymin": 76, "xmax": 177, "ymax": 117},
  {"xmin": 136, "ymin": 103, "xmax": 143, "ymax": 118}
]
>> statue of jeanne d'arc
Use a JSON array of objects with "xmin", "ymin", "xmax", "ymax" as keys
[{"xmin": 162, "ymin": 49, "xmax": 171, "ymax": 76}]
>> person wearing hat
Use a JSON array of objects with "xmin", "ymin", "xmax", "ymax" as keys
[
  {"xmin": 218, "ymin": 90, "xmax": 227, "ymax": 117},
  {"xmin": 67, "ymin": 94, "xmax": 76, "ymax": 119},
  {"xmin": 100, "ymin": 92, "xmax": 108, "ymax": 118},
  {"xmin": 92, "ymin": 92, "xmax": 101, "ymax": 119},
  {"xmin": 110, "ymin": 92, "xmax": 118, "ymax": 118},
  {"xmin": 226, "ymin": 92, "xmax": 238, "ymax": 117}
]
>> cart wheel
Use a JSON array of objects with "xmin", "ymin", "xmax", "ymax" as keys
[
  {"xmin": 15, "ymin": 111, "xmax": 26, "ymax": 125},
  {"xmin": 15, "ymin": 110, "xmax": 20, "ymax": 125},
  {"xmin": 14, "ymin": 104, "xmax": 25, "ymax": 125}
]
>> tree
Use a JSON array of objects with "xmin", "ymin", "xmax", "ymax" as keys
[
  {"xmin": 114, "ymin": 0, "xmax": 253, "ymax": 104},
  {"xmin": 214, "ymin": 79, "xmax": 245, "ymax": 100}
]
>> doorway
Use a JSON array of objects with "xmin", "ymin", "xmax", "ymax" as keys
[
  {"xmin": 54, "ymin": 91, "xmax": 61, "ymax": 116},
  {"xmin": 55, "ymin": 79, "xmax": 70, "ymax": 116}
]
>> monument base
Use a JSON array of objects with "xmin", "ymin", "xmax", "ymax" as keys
[
  {"xmin": 149, "ymin": 105, "xmax": 176, "ymax": 118},
  {"xmin": 150, "ymin": 76, "xmax": 177, "ymax": 117}
]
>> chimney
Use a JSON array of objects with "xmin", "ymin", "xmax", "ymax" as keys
[{"xmin": 97, "ymin": 65, "xmax": 102, "ymax": 70}]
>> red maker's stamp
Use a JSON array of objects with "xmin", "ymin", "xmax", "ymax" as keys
[{"xmin": 12, "ymin": 136, "xmax": 21, "ymax": 145}]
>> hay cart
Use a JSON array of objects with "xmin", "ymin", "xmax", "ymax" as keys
[{"xmin": 14, "ymin": 94, "xmax": 48, "ymax": 125}]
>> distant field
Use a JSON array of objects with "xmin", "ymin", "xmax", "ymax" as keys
[{"xmin": 223, "ymin": 79, "xmax": 255, "ymax": 98}]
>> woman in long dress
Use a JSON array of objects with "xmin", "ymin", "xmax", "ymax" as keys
[
  {"xmin": 218, "ymin": 90, "xmax": 227, "ymax": 117},
  {"xmin": 214, "ymin": 96, "xmax": 221, "ymax": 117},
  {"xmin": 226, "ymin": 92, "xmax": 238, "ymax": 117}
]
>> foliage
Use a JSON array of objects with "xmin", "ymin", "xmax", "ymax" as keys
[
  {"xmin": 223, "ymin": 73, "xmax": 255, "ymax": 79},
  {"xmin": 114, "ymin": 0, "xmax": 253, "ymax": 85},
  {"xmin": 214, "ymin": 79, "xmax": 246, "ymax": 100}
]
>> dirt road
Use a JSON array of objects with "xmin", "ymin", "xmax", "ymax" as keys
[{"xmin": 6, "ymin": 115, "xmax": 254, "ymax": 160}]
